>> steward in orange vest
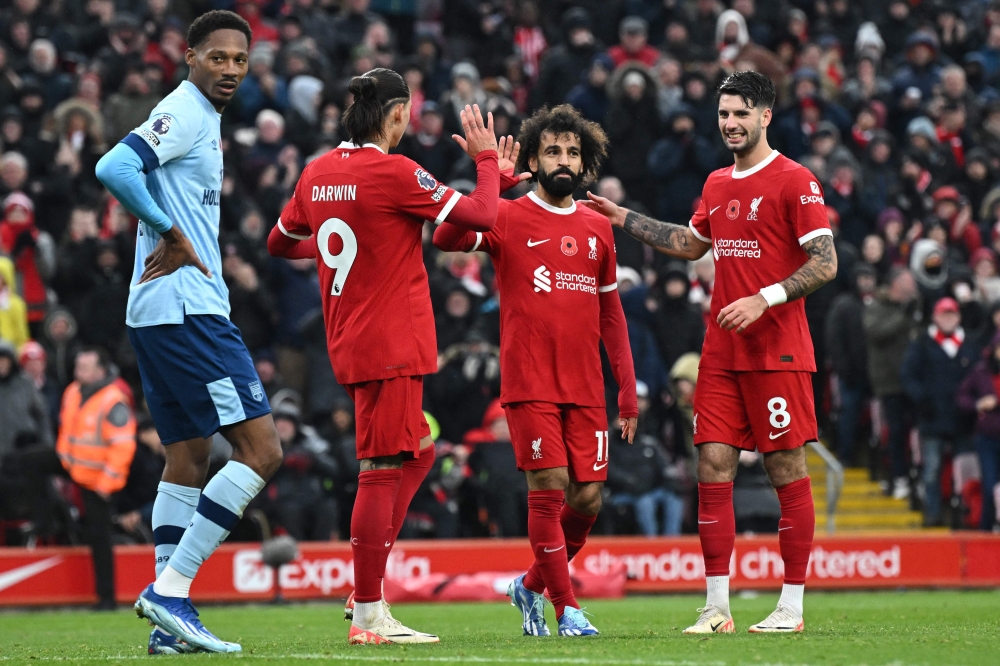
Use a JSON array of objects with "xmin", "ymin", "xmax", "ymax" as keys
[{"xmin": 56, "ymin": 358, "xmax": 136, "ymax": 496}]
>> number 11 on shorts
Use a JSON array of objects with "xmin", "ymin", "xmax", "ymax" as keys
[{"xmin": 595, "ymin": 430, "xmax": 609, "ymax": 462}]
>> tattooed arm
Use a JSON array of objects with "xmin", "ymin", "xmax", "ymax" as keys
[
  {"xmin": 581, "ymin": 193, "xmax": 710, "ymax": 260},
  {"xmin": 717, "ymin": 233, "xmax": 838, "ymax": 333}
]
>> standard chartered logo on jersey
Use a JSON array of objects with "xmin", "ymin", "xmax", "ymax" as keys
[
  {"xmin": 713, "ymin": 238, "xmax": 761, "ymax": 260},
  {"xmin": 532, "ymin": 265, "xmax": 597, "ymax": 294}
]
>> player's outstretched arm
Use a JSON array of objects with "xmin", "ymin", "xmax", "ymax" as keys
[
  {"xmin": 717, "ymin": 234, "xmax": 837, "ymax": 333},
  {"xmin": 581, "ymin": 193, "xmax": 710, "ymax": 261}
]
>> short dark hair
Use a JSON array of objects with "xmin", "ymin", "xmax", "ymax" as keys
[
  {"xmin": 78, "ymin": 346, "xmax": 110, "ymax": 371},
  {"xmin": 717, "ymin": 70, "xmax": 776, "ymax": 110},
  {"xmin": 515, "ymin": 104, "xmax": 609, "ymax": 186},
  {"xmin": 342, "ymin": 68, "xmax": 411, "ymax": 145},
  {"xmin": 187, "ymin": 10, "xmax": 252, "ymax": 50}
]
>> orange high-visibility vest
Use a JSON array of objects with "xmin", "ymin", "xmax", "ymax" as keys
[{"xmin": 56, "ymin": 381, "xmax": 136, "ymax": 495}]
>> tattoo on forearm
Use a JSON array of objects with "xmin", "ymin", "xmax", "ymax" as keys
[
  {"xmin": 779, "ymin": 235, "xmax": 837, "ymax": 302},
  {"xmin": 622, "ymin": 210, "xmax": 695, "ymax": 257}
]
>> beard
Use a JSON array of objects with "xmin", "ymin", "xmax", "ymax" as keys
[
  {"xmin": 537, "ymin": 165, "xmax": 583, "ymax": 198},
  {"xmin": 725, "ymin": 122, "xmax": 762, "ymax": 155}
]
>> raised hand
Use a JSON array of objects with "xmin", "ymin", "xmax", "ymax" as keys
[
  {"xmin": 497, "ymin": 135, "xmax": 531, "ymax": 188},
  {"xmin": 451, "ymin": 104, "xmax": 498, "ymax": 158}
]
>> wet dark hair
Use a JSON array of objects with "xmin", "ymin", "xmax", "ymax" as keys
[
  {"xmin": 187, "ymin": 10, "xmax": 252, "ymax": 50},
  {"xmin": 515, "ymin": 104, "xmax": 608, "ymax": 186},
  {"xmin": 342, "ymin": 68, "xmax": 411, "ymax": 145},
  {"xmin": 717, "ymin": 70, "xmax": 776, "ymax": 110}
]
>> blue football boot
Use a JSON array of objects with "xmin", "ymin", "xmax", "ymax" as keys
[
  {"xmin": 134, "ymin": 584, "xmax": 241, "ymax": 653},
  {"xmin": 558, "ymin": 607, "xmax": 599, "ymax": 636},
  {"xmin": 507, "ymin": 574, "xmax": 550, "ymax": 636}
]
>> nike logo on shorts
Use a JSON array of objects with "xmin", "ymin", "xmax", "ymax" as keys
[
  {"xmin": 710, "ymin": 206, "xmax": 721, "ymax": 215},
  {"xmin": 527, "ymin": 239, "xmax": 550, "ymax": 247},
  {"xmin": 593, "ymin": 462, "xmax": 608, "ymax": 471},
  {"xmin": 769, "ymin": 429, "xmax": 790, "ymax": 440},
  {"xmin": 543, "ymin": 545, "xmax": 565, "ymax": 553}
]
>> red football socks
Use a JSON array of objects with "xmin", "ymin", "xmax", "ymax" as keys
[
  {"xmin": 698, "ymin": 482, "xmax": 735, "ymax": 577},
  {"xmin": 775, "ymin": 477, "xmax": 815, "ymax": 585},
  {"xmin": 523, "ymin": 503, "xmax": 597, "ymax": 594},
  {"xmin": 390, "ymin": 447, "xmax": 436, "ymax": 544},
  {"xmin": 351, "ymin": 469, "xmax": 402, "ymax": 603},
  {"xmin": 527, "ymin": 490, "xmax": 578, "ymax": 618}
]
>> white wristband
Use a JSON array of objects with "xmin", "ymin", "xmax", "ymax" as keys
[{"xmin": 759, "ymin": 284, "xmax": 787, "ymax": 308}]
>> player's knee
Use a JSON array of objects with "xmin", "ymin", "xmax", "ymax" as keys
[
  {"xmin": 527, "ymin": 467, "xmax": 570, "ymax": 491},
  {"xmin": 763, "ymin": 447, "xmax": 808, "ymax": 487},
  {"xmin": 697, "ymin": 447, "xmax": 738, "ymax": 483},
  {"xmin": 568, "ymin": 484, "xmax": 602, "ymax": 515}
]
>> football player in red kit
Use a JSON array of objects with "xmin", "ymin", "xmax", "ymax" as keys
[
  {"xmin": 267, "ymin": 69, "xmax": 507, "ymax": 644},
  {"xmin": 585, "ymin": 72, "xmax": 837, "ymax": 633},
  {"xmin": 434, "ymin": 105, "xmax": 638, "ymax": 637}
]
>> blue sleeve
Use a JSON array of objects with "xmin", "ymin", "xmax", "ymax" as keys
[{"xmin": 95, "ymin": 143, "xmax": 174, "ymax": 235}]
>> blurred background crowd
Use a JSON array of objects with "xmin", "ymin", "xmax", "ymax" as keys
[{"xmin": 2, "ymin": 0, "xmax": 1000, "ymax": 553}]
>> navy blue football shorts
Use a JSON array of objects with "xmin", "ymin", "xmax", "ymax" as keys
[{"xmin": 128, "ymin": 314, "xmax": 271, "ymax": 444}]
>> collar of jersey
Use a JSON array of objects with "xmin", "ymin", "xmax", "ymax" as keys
[
  {"xmin": 730, "ymin": 149, "xmax": 779, "ymax": 179},
  {"xmin": 338, "ymin": 141, "xmax": 385, "ymax": 154},
  {"xmin": 527, "ymin": 190, "xmax": 576, "ymax": 215},
  {"xmin": 179, "ymin": 80, "xmax": 221, "ymax": 118}
]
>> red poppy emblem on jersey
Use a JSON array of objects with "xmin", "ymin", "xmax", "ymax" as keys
[
  {"xmin": 726, "ymin": 200, "xmax": 740, "ymax": 220},
  {"xmin": 561, "ymin": 236, "xmax": 578, "ymax": 256}
]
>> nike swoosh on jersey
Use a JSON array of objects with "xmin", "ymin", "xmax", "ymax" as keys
[
  {"xmin": 769, "ymin": 430, "xmax": 790, "ymax": 440},
  {"xmin": 593, "ymin": 462, "xmax": 608, "ymax": 471},
  {"xmin": 778, "ymin": 526, "xmax": 793, "ymax": 531},
  {"xmin": 543, "ymin": 545, "xmax": 565, "ymax": 553},
  {"xmin": 527, "ymin": 239, "xmax": 550, "ymax": 247},
  {"xmin": 709, "ymin": 206, "xmax": 721, "ymax": 215},
  {"xmin": 697, "ymin": 520, "xmax": 718, "ymax": 524}
]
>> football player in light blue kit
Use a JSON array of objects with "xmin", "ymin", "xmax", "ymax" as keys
[{"xmin": 95, "ymin": 10, "xmax": 282, "ymax": 654}]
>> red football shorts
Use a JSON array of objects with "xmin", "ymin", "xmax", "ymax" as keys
[
  {"xmin": 505, "ymin": 402, "xmax": 610, "ymax": 482},
  {"xmin": 346, "ymin": 375, "xmax": 431, "ymax": 460},
  {"xmin": 692, "ymin": 368, "xmax": 817, "ymax": 453}
]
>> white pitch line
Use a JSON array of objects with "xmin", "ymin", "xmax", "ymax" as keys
[{"xmin": 0, "ymin": 655, "xmax": 722, "ymax": 666}]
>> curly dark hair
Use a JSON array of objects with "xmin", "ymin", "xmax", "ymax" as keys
[
  {"xmin": 515, "ymin": 104, "xmax": 609, "ymax": 186},
  {"xmin": 187, "ymin": 10, "xmax": 252, "ymax": 50}
]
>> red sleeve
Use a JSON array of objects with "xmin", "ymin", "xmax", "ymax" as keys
[
  {"xmin": 268, "ymin": 189, "xmax": 316, "ymax": 259},
  {"xmin": 689, "ymin": 194, "xmax": 711, "ymax": 243},
  {"xmin": 394, "ymin": 151, "xmax": 499, "ymax": 231},
  {"xmin": 500, "ymin": 170, "xmax": 522, "ymax": 194},
  {"xmin": 439, "ymin": 151, "xmax": 500, "ymax": 231},
  {"xmin": 784, "ymin": 167, "xmax": 832, "ymax": 245},
  {"xmin": 433, "ymin": 199, "xmax": 508, "ymax": 255},
  {"xmin": 598, "ymin": 224, "xmax": 617, "ymax": 291},
  {"xmin": 600, "ymin": 290, "xmax": 638, "ymax": 418}
]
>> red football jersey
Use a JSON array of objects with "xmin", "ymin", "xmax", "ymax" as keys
[
  {"xmin": 278, "ymin": 142, "xmax": 462, "ymax": 384},
  {"xmin": 476, "ymin": 192, "xmax": 619, "ymax": 407},
  {"xmin": 689, "ymin": 150, "xmax": 831, "ymax": 372}
]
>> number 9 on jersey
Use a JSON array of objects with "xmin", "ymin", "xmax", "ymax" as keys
[{"xmin": 317, "ymin": 217, "xmax": 358, "ymax": 295}]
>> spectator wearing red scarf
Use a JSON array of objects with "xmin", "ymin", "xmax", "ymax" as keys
[
  {"xmin": 932, "ymin": 185, "xmax": 981, "ymax": 257},
  {"xmin": 935, "ymin": 101, "xmax": 972, "ymax": 169},
  {"xmin": 0, "ymin": 192, "xmax": 54, "ymax": 327}
]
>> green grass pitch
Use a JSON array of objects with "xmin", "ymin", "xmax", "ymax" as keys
[{"xmin": 2, "ymin": 591, "xmax": 998, "ymax": 665}]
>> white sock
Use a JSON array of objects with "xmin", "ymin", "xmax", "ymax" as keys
[
  {"xmin": 706, "ymin": 576, "xmax": 730, "ymax": 613},
  {"xmin": 153, "ymin": 565, "xmax": 194, "ymax": 598},
  {"xmin": 778, "ymin": 583, "xmax": 804, "ymax": 617},
  {"xmin": 353, "ymin": 600, "xmax": 385, "ymax": 628}
]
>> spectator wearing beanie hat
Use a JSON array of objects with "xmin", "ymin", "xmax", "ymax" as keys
[{"xmin": 0, "ymin": 192, "xmax": 54, "ymax": 329}]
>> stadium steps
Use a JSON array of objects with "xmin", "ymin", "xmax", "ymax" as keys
[{"xmin": 807, "ymin": 449, "xmax": 924, "ymax": 532}]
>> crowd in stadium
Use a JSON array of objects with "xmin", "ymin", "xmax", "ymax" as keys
[{"xmin": 1, "ymin": 0, "xmax": 1000, "ymax": 549}]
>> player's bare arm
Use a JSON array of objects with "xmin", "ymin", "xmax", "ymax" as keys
[
  {"xmin": 717, "ymin": 234, "xmax": 837, "ymax": 333},
  {"xmin": 139, "ymin": 225, "xmax": 212, "ymax": 283},
  {"xmin": 582, "ymin": 193, "xmax": 710, "ymax": 261}
]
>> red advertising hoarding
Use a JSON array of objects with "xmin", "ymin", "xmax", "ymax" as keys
[{"xmin": 1, "ymin": 533, "xmax": 997, "ymax": 606}]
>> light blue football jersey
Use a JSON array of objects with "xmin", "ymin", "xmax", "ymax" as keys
[{"xmin": 121, "ymin": 80, "xmax": 227, "ymax": 327}]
